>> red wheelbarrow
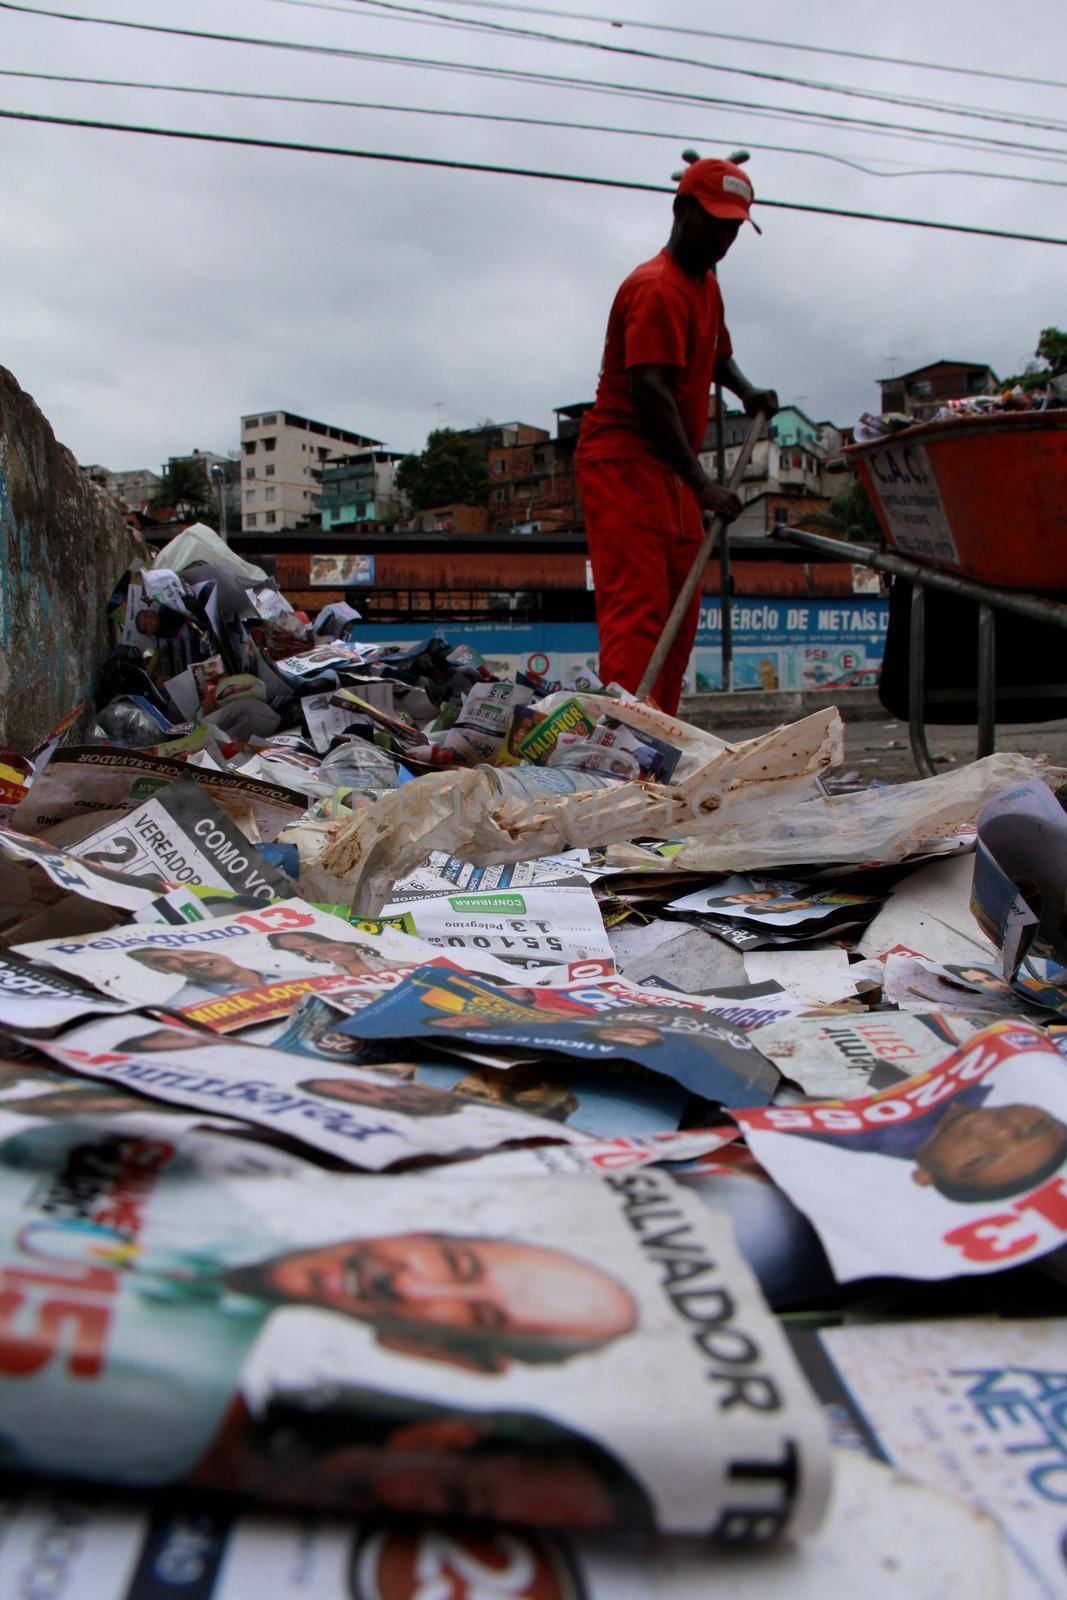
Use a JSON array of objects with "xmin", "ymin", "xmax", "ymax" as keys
[
  {"xmin": 769, "ymin": 407, "xmax": 1067, "ymax": 775},
  {"xmin": 848, "ymin": 409, "xmax": 1067, "ymax": 590}
]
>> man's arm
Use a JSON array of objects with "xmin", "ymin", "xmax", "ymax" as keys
[
  {"xmin": 715, "ymin": 355, "xmax": 779, "ymax": 420},
  {"xmin": 627, "ymin": 364, "xmax": 741, "ymax": 521}
]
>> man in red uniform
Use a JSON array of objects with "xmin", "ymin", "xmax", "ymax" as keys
[{"xmin": 577, "ymin": 159, "xmax": 778, "ymax": 713}]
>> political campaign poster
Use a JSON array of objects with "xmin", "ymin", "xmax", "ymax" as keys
[
  {"xmin": 0, "ymin": 953, "xmax": 133, "ymax": 1036},
  {"xmin": 395, "ymin": 848, "xmax": 593, "ymax": 895},
  {"xmin": 752, "ymin": 1011, "xmax": 983, "ymax": 1099},
  {"xmin": 71, "ymin": 779, "xmax": 294, "ymax": 903},
  {"xmin": 667, "ymin": 875, "xmax": 879, "ymax": 932},
  {"xmin": 0, "ymin": 1052, "xmax": 244, "ymax": 1139},
  {"xmin": 272, "ymin": 993, "xmax": 695, "ymax": 1140},
  {"xmin": 0, "ymin": 1120, "xmax": 830, "ymax": 1539},
  {"xmin": 336, "ymin": 968, "xmax": 781, "ymax": 1106},
  {"xmin": 734, "ymin": 1021, "xmax": 1067, "ymax": 1281},
  {"xmin": 811, "ymin": 1317, "xmax": 1067, "ymax": 1600},
  {"xmin": 0, "ymin": 826, "xmax": 164, "ymax": 915},
  {"xmin": 30, "ymin": 1013, "xmax": 589, "ymax": 1168},
  {"xmin": 880, "ymin": 954, "xmax": 1050, "ymax": 1018},
  {"xmin": 427, "ymin": 1127, "xmax": 742, "ymax": 1182},
  {"xmin": 272, "ymin": 640, "xmax": 381, "ymax": 677},
  {"xmin": 300, "ymin": 691, "xmax": 362, "ymax": 753},
  {"xmin": 11, "ymin": 746, "xmax": 306, "ymax": 843},
  {"xmin": 378, "ymin": 882, "xmax": 615, "ymax": 975},
  {"xmin": 0, "ymin": 1450, "xmax": 1003, "ymax": 1600},
  {"xmin": 434, "ymin": 1138, "xmax": 831, "ymax": 1313},
  {"xmin": 13, "ymin": 900, "xmax": 427, "ymax": 1012}
]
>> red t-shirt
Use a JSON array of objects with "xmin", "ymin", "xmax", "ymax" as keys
[{"xmin": 576, "ymin": 249, "xmax": 732, "ymax": 467}]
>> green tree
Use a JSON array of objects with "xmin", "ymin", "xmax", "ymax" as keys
[
  {"xmin": 814, "ymin": 478, "xmax": 882, "ymax": 543},
  {"xmin": 1036, "ymin": 326, "xmax": 1067, "ymax": 374},
  {"xmin": 1001, "ymin": 325, "xmax": 1067, "ymax": 389},
  {"xmin": 151, "ymin": 456, "xmax": 215, "ymax": 522},
  {"xmin": 396, "ymin": 428, "xmax": 489, "ymax": 512}
]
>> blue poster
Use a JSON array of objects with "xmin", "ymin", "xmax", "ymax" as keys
[{"xmin": 351, "ymin": 597, "xmax": 888, "ymax": 695}]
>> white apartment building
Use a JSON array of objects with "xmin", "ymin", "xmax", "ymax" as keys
[{"xmin": 240, "ymin": 410, "xmax": 380, "ymax": 531}]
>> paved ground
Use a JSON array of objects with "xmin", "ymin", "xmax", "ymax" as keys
[{"xmin": 725, "ymin": 715, "xmax": 1067, "ymax": 784}]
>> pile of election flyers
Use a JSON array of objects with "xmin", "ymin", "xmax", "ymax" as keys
[{"xmin": 6, "ymin": 544, "xmax": 1067, "ymax": 1594}]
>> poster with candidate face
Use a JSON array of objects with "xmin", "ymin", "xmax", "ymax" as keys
[
  {"xmin": 0, "ymin": 1120, "xmax": 829, "ymax": 1541},
  {"xmin": 335, "ymin": 968, "xmax": 781, "ymax": 1107},
  {"xmin": 30, "ymin": 1011, "xmax": 589, "ymax": 1169},
  {"xmin": 13, "ymin": 901, "xmax": 427, "ymax": 1011},
  {"xmin": 734, "ymin": 1021, "xmax": 1067, "ymax": 1282}
]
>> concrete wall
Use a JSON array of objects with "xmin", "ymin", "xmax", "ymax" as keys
[{"xmin": 0, "ymin": 366, "xmax": 142, "ymax": 752}]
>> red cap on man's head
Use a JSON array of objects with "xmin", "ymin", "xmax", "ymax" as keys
[{"xmin": 676, "ymin": 159, "xmax": 762, "ymax": 234}]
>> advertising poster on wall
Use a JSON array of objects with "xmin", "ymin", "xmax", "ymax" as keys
[
  {"xmin": 352, "ymin": 600, "xmax": 888, "ymax": 698},
  {"xmin": 309, "ymin": 554, "xmax": 375, "ymax": 587},
  {"xmin": 689, "ymin": 599, "xmax": 888, "ymax": 693}
]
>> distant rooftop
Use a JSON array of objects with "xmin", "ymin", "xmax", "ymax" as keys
[
  {"xmin": 877, "ymin": 359, "xmax": 998, "ymax": 383},
  {"xmin": 241, "ymin": 409, "xmax": 381, "ymax": 448}
]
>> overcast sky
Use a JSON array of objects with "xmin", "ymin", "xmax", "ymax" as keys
[{"xmin": 1, "ymin": 0, "xmax": 1063, "ymax": 469}]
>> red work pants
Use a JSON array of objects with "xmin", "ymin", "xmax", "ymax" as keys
[{"xmin": 579, "ymin": 455, "xmax": 704, "ymax": 714}]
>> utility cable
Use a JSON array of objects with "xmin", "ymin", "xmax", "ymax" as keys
[
  {"xmin": 326, "ymin": 0, "xmax": 1067, "ymax": 93},
  {"xmin": 5, "ymin": 66, "xmax": 1066, "ymax": 186},
  {"xmin": 2, "ymin": 105, "xmax": 1065, "ymax": 247},
  {"xmin": 2, "ymin": 2, "xmax": 1066, "ymax": 164},
  {"xmin": 340, "ymin": 0, "xmax": 1067, "ymax": 136}
]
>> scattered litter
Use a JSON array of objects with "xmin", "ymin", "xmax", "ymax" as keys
[{"xmin": 3, "ymin": 558, "xmax": 1066, "ymax": 1586}]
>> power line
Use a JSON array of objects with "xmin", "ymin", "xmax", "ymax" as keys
[
  {"xmin": 4, "ymin": 2, "xmax": 1067, "ymax": 164},
  {"xmin": 337, "ymin": 0, "xmax": 1067, "ymax": 136},
  {"xmin": 3, "ymin": 105, "xmax": 1065, "ymax": 246},
  {"xmin": 6, "ymin": 66, "xmax": 1066, "ymax": 187},
  {"xmin": 335, "ymin": 0, "xmax": 1067, "ymax": 93}
]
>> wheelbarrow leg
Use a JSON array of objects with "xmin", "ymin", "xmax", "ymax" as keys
[
  {"xmin": 908, "ymin": 582, "xmax": 936, "ymax": 779},
  {"xmin": 976, "ymin": 601, "xmax": 997, "ymax": 759}
]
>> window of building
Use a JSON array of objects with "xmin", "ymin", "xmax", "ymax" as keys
[
  {"xmin": 243, "ymin": 441, "xmax": 255, "ymax": 456},
  {"xmin": 261, "ymin": 413, "xmax": 277, "ymax": 425},
  {"xmin": 492, "ymin": 459, "xmax": 506, "ymax": 474},
  {"xmin": 263, "ymin": 437, "xmax": 276, "ymax": 452},
  {"xmin": 243, "ymin": 418, "xmax": 259, "ymax": 430},
  {"xmin": 776, "ymin": 505, "xmax": 790, "ymax": 524},
  {"xmin": 265, "ymin": 512, "xmax": 277, "ymax": 525},
  {"xmin": 245, "ymin": 467, "xmax": 254, "ymax": 480},
  {"xmin": 245, "ymin": 490, "xmax": 255, "ymax": 503},
  {"xmin": 246, "ymin": 513, "xmax": 258, "ymax": 526},
  {"xmin": 534, "ymin": 450, "xmax": 546, "ymax": 466},
  {"xmin": 493, "ymin": 487, "xmax": 509, "ymax": 503},
  {"xmin": 265, "ymin": 465, "xmax": 275, "ymax": 477},
  {"xmin": 264, "ymin": 488, "xmax": 276, "ymax": 502}
]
